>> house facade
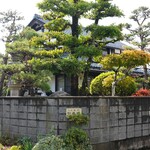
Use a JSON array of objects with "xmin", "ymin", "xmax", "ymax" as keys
[{"xmin": 28, "ymin": 14, "xmax": 127, "ymax": 94}]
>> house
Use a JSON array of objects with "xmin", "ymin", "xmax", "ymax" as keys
[{"xmin": 28, "ymin": 14, "xmax": 128, "ymax": 94}]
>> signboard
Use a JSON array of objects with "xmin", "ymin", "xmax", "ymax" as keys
[{"xmin": 66, "ymin": 108, "xmax": 82, "ymax": 116}]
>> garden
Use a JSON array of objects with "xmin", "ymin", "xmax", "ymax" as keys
[
  {"xmin": 0, "ymin": 0, "xmax": 150, "ymax": 149},
  {"xmin": 0, "ymin": 113, "xmax": 92, "ymax": 150}
]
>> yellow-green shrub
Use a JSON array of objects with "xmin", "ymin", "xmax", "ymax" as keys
[{"xmin": 90, "ymin": 71, "xmax": 137, "ymax": 96}]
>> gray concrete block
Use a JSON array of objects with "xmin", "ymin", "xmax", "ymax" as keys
[
  {"xmin": 10, "ymin": 105, "xmax": 18, "ymax": 112},
  {"xmin": 19, "ymin": 112, "xmax": 27, "ymax": 119},
  {"xmin": 109, "ymin": 133, "xmax": 118, "ymax": 141},
  {"xmin": 127, "ymin": 130, "xmax": 134, "ymax": 138},
  {"xmin": 37, "ymin": 128, "xmax": 46, "ymax": 135},
  {"xmin": 142, "ymin": 124, "xmax": 149, "ymax": 130},
  {"xmin": 47, "ymin": 107, "xmax": 58, "ymax": 114},
  {"xmin": 46, "ymin": 122, "xmax": 58, "ymax": 131},
  {"xmin": 110, "ymin": 120, "xmax": 118, "ymax": 127},
  {"xmin": 101, "ymin": 121, "xmax": 109, "ymax": 128},
  {"xmin": 110, "ymin": 106, "xmax": 118, "ymax": 113},
  {"xmin": 11, "ymin": 119, "xmax": 19, "ymax": 125},
  {"xmin": 3, "ymin": 118, "xmax": 10, "ymax": 125},
  {"xmin": 11, "ymin": 100, "xmax": 19, "ymax": 105},
  {"xmin": 28, "ymin": 100, "xmax": 36, "ymax": 106},
  {"xmin": 110, "ymin": 127, "xmax": 118, "ymax": 135},
  {"xmin": 142, "ymin": 130, "xmax": 149, "ymax": 136},
  {"xmin": 90, "ymin": 120, "xmax": 101, "ymax": 128},
  {"xmin": 90, "ymin": 99, "xmax": 101, "ymax": 106},
  {"xmin": 37, "ymin": 100, "xmax": 47, "ymax": 106},
  {"xmin": 127, "ymin": 125, "xmax": 134, "ymax": 132},
  {"xmin": 28, "ymin": 120, "xmax": 37, "ymax": 127},
  {"xmin": 37, "ymin": 106, "xmax": 47, "ymax": 113},
  {"xmin": 135, "ymin": 124, "xmax": 142, "ymax": 131},
  {"xmin": 99, "ymin": 99, "xmax": 109, "ymax": 106},
  {"xmin": 59, "ymin": 99, "xmax": 73, "ymax": 105},
  {"xmin": 28, "ymin": 113, "xmax": 37, "ymax": 120},
  {"xmin": 47, "ymin": 99, "xmax": 58, "ymax": 106},
  {"xmin": 127, "ymin": 112, "xmax": 134, "ymax": 118},
  {"xmin": 59, "ymin": 115, "xmax": 67, "ymax": 122},
  {"xmin": 19, "ymin": 126, "xmax": 27, "ymax": 135},
  {"xmin": 3, "ymin": 105, "xmax": 10, "ymax": 111},
  {"xmin": 119, "ymin": 126, "xmax": 126, "ymax": 133},
  {"xmin": 37, "ymin": 114, "xmax": 46, "ymax": 121},
  {"xmin": 134, "ymin": 130, "xmax": 141, "ymax": 137},
  {"xmin": 46, "ymin": 113, "xmax": 58, "ymax": 121},
  {"xmin": 100, "ymin": 106, "xmax": 109, "ymax": 114},
  {"xmin": 119, "ymin": 112, "xmax": 126, "ymax": 119},
  {"xmin": 3, "ymin": 112, "xmax": 10, "ymax": 118},
  {"xmin": 37, "ymin": 121, "xmax": 46, "ymax": 128},
  {"xmin": 119, "ymin": 132, "xmax": 126, "ymax": 140},
  {"xmin": 91, "ymin": 107, "xmax": 100, "ymax": 114},
  {"xmin": 28, "ymin": 106, "xmax": 36, "ymax": 113},
  {"xmin": 11, "ymin": 112, "xmax": 18, "ymax": 118},
  {"xmin": 119, "ymin": 106, "xmax": 126, "ymax": 112},
  {"xmin": 127, "ymin": 118, "xmax": 134, "ymax": 125},
  {"xmin": 19, "ymin": 119, "xmax": 27, "ymax": 127},
  {"xmin": 59, "ymin": 122, "xmax": 67, "ymax": 130},
  {"xmin": 10, "ymin": 125, "xmax": 18, "ymax": 133},
  {"xmin": 90, "ymin": 129, "xmax": 101, "ymax": 138},
  {"xmin": 109, "ymin": 113, "xmax": 118, "ymax": 120},
  {"xmin": 3, "ymin": 100, "xmax": 11, "ymax": 105},
  {"xmin": 119, "ymin": 119, "xmax": 126, "ymax": 126},
  {"xmin": 18, "ymin": 106, "xmax": 27, "ymax": 112},
  {"xmin": 59, "ymin": 107, "xmax": 66, "ymax": 114},
  {"xmin": 27, "ymin": 127, "xmax": 37, "ymax": 135},
  {"xmin": 135, "ymin": 117, "xmax": 142, "ymax": 124}
]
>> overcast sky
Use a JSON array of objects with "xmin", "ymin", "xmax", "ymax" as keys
[{"xmin": 0, "ymin": 0, "xmax": 150, "ymax": 54}]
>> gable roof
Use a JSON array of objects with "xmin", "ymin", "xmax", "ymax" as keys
[{"xmin": 28, "ymin": 14, "xmax": 130, "ymax": 50}]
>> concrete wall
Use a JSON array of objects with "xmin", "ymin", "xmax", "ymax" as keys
[{"xmin": 0, "ymin": 96, "xmax": 150, "ymax": 149}]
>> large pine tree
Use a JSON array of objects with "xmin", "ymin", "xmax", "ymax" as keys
[{"xmin": 36, "ymin": 0, "xmax": 123, "ymax": 95}]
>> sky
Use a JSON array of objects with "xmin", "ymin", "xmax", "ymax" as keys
[{"xmin": 0, "ymin": 0, "xmax": 150, "ymax": 54}]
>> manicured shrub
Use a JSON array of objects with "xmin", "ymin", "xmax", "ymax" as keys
[
  {"xmin": 116, "ymin": 76, "xmax": 137, "ymax": 96},
  {"xmin": 132, "ymin": 88, "xmax": 150, "ymax": 96},
  {"xmin": 90, "ymin": 71, "xmax": 114, "ymax": 95},
  {"xmin": 90, "ymin": 71, "xmax": 137, "ymax": 96}
]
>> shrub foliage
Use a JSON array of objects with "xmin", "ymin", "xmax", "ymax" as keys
[
  {"xmin": 90, "ymin": 71, "xmax": 137, "ymax": 96},
  {"xmin": 132, "ymin": 88, "xmax": 150, "ymax": 96}
]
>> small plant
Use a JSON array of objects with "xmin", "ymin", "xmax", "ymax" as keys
[
  {"xmin": 9, "ymin": 145, "xmax": 21, "ymax": 150},
  {"xmin": 132, "ymin": 88, "xmax": 150, "ymax": 96},
  {"xmin": 63, "ymin": 127, "xmax": 92, "ymax": 150},
  {"xmin": 0, "ymin": 143, "xmax": 4, "ymax": 149},
  {"xmin": 18, "ymin": 137, "xmax": 33, "ymax": 150},
  {"xmin": 67, "ymin": 113, "xmax": 89, "ymax": 126},
  {"xmin": 32, "ymin": 134, "xmax": 64, "ymax": 150},
  {"xmin": 0, "ymin": 135, "xmax": 18, "ymax": 146}
]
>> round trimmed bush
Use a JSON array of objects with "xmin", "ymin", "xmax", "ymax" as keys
[{"xmin": 90, "ymin": 71, "xmax": 137, "ymax": 96}]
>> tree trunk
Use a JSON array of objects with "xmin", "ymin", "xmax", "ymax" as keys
[
  {"xmin": 71, "ymin": 75, "xmax": 78, "ymax": 96},
  {"xmin": 79, "ymin": 71, "xmax": 88, "ymax": 96},
  {"xmin": 143, "ymin": 64, "xmax": 148, "ymax": 80},
  {"xmin": 0, "ymin": 56, "xmax": 8, "ymax": 96},
  {"xmin": 111, "ymin": 71, "xmax": 118, "ymax": 96},
  {"xmin": 112, "ymin": 81, "xmax": 116, "ymax": 96},
  {"xmin": 70, "ymin": 0, "xmax": 79, "ymax": 95}
]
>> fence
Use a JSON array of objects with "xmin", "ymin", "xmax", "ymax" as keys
[{"xmin": 0, "ymin": 96, "xmax": 150, "ymax": 149}]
